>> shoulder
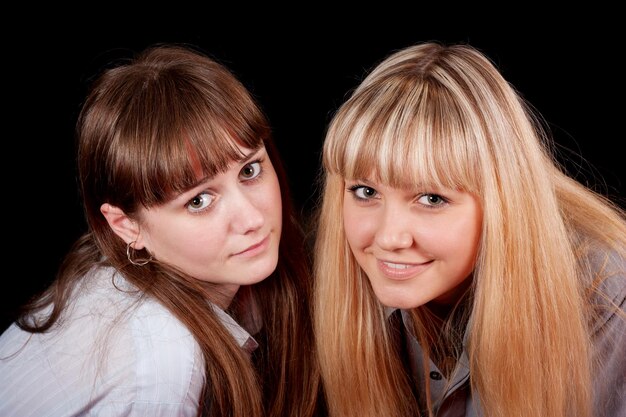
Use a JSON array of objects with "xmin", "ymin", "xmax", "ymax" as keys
[
  {"xmin": 90, "ymin": 267, "xmax": 206, "ymax": 404},
  {"xmin": 584, "ymin": 245, "xmax": 626, "ymax": 335},
  {"xmin": 0, "ymin": 266, "xmax": 205, "ymax": 415},
  {"xmin": 584, "ymin": 248, "xmax": 626, "ymax": 416},
  {"xmin": 101, "ymin": 294, "xmax": 205, "ymax": 412}
]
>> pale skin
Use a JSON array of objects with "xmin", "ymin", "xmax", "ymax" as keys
[
  {"xmin": 101, "ymin": 144, "xmax": 283, "ymax": 308},
  {"xmin": 343, "ymin": 178, "xmax": 483, "ymax": 312}
]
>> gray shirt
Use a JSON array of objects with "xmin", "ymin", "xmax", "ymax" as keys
[{"xmin": 393, "ymin": 254, "xmax": 626, "ymax": 416}]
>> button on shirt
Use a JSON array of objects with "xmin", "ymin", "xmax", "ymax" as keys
[
  {"xmin": 392, "ymin": 308, "xmax": 477, "ymax": 416},
  {"xmin": 0, "ymin": 266, "xmax": 259, "ymax": 417},
  {"xmin": 388, "ymin": 252, "xmax": 626, "ymax": 417}
]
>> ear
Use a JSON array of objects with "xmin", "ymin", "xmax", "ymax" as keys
[{"xmin": 100, "ymin": 203, "xmax": 146, "ymax": 250}]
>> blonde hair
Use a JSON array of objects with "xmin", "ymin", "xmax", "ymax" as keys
[{"xmin": 314, "ymin": 42, "xmax": 626, "ymax": 417}]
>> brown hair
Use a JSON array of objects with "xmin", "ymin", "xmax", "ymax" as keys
[{"xmin": 19, "ymin": 44, "xmax": 323, "ymax": 417}]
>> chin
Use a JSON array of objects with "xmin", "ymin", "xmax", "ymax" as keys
[
  {"xmin": 383, "ymin": 300, "xmax": 423, "ymax": 310},
  {"xmin": 248, "ymin": 255, "xmax": 280, "ymax": 284},
  {"xmin": 376, "ymin": 290, "xmax": 426, "ymax": 310}
]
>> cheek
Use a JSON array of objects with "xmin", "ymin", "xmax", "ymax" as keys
[
  {"xmin": 262, "ymin": 174, "xmax": 283, "ymax": 222},
  {"xmin": 343, "ymin": 202, "xmax": 373, "ymax": 249},
  {"xmin": 157, "ymin": 223, "xmax": 224, "ymax": 264},
  {"xmin": 444, "ymin": 210, "xmax": 482, "ymax": 272},
  {"xmin": 274, "ymin": 180, "xmax": 283, "ymax": 212}
]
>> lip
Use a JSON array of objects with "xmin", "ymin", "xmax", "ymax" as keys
[
  {"xmin": 376, "ymin": 259, "xmax": 433, "ymax": 280},
  {"xmin": 233, "ymin": 235, "xmax": 270, "ymax": 258}
]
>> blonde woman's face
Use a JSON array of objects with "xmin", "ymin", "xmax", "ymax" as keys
[
  {"xmin": 343, "ymin": 178, "xmax": 482, "ymax": 310},
  {"xmin": 137, "ymin": 145, "xmax": 282, "ymax": 306}
]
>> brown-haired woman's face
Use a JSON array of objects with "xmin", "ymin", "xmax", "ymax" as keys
[
  {"xmin": 343, "ymin": 177, "xmax": 482, "ymax": 310},
  {"xmin": 137, "ymin": 144, "xmax": 282, "ymax": 305}
]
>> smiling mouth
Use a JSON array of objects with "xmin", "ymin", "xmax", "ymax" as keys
[
  {"xmin": 233, "ymin": 235, "xmax": 270, "ymax": 257},
  {"xmin": 377, "ymin": 259, "xmax": 433, "ymax": 280},
  {"xmin": 382, "ymin": 261, "xmax": 412, "ymax": 269}
]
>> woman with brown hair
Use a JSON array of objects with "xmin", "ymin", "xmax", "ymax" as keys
[{"xmin": 0, "ymin": 44, "xmax": 324, "ymax": 417}]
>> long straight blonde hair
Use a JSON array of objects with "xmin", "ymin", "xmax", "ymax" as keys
[{"xmin": 314, "ymin": 42, "xmax": 626, "ymax": 417}]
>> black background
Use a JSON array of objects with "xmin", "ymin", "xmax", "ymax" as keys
[{"xmin": 4, "ymin": 18, "xmax": 624, "ymax": 332}]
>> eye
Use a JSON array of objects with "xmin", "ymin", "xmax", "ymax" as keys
[
  {"xmin": 240, "ymin": 161, "xmax": 262, "ymax": 180},
  {"xmin": 186, "ymin": 192, "xmax": 215, "ymax": 213},
  {"xmin": 348, "ymin": 184, "xmax": 378, "ymax": 200},
  {"xmin": 417, "ymin": 193, "xmax": 448, "ymax": 207}
]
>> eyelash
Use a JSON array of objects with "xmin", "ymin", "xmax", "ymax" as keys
[
  {"xmin": 185, "ymin": 158, "xmax": 266, "ymax": 214},
  {"xmin": 347, "ymin": 184, "xmax": 449, "ymax": 208},
  {"xmin": 241, "ymin": 158, "xmax": 264, "ymax": 183},
  {"xmin": 348, "ymin": 184, "xmax": 377, "ymax": 201},
  {"xmin": 186, "ymin": 192, "xmax": 214, "ymax": 214},
  {"xmin": 417, "ymin": 194, "xmax": 448, "ymax": 208}
]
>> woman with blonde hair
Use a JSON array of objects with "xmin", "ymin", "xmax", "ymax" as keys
[
  {"xmin": 313, "ymin": 41, "xmax": 625, "ymax": 416},
  {"xmin": 0, "ymin": 44, "xmax": 324, "ymax": 417}
]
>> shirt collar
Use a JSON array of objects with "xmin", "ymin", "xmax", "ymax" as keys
[{"xmin": 210, "ymin": 303, "xmax": 259, "ymax": 353}]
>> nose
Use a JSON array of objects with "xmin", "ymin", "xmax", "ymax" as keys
[
  {"xmin": 229, "ymin": 190, "xmax": 265, "ymax": 234},
  {"xmin": 374, "ymin": 204, "xmax": 413, "ymax": 251}
]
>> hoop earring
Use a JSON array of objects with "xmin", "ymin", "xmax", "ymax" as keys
[{"xmin": 126, "ymin": 241, "xmax": 153, "ymax": 266}]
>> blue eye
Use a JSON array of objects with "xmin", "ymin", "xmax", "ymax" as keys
[
  {"xmin": 417, "ymin": 194, "xmax": 448, "ymax": 207},
  {"xmin": 349, "ymin": 184, "xmax": 378, "ymax": 200},
  {"xmin": 240, "ymin": 161, "xmax": 262, "ymax": 180},
  {"xmin": 187, "ymin": 192, "xmax": 215, "ymax": 213}
]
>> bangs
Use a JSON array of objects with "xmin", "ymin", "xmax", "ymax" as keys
[
  {"xmin": 143, "ymin": 110, "xmax": 266, "ymax": 201},
  {"xmin": 109, "ymin": 69, "xmax": 269, "ymax": 207},
  {"xmin": 324, "ymin": 76, "xmax": 482, "ymax": 193}
]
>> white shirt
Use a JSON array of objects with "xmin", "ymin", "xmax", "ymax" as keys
[{"xmin": 0, "ymin": 266, "xmax": 258, "ymax": 417}]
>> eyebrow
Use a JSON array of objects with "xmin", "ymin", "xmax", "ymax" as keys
[
  {"xmin": 346, "ymin": 177, "xmax": 375, "ymax": 185},
  {"xmin": 188, "ymin": 147, "xmax": 264, "ymax": 189},
  {"xmin": 236, "ymin": 146, "xmax": 263, "ymax": 163}
]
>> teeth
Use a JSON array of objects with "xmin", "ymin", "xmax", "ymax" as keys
[{"xmin": 383, "ymin": 262, "xmax": 410, "ymax": 269}]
